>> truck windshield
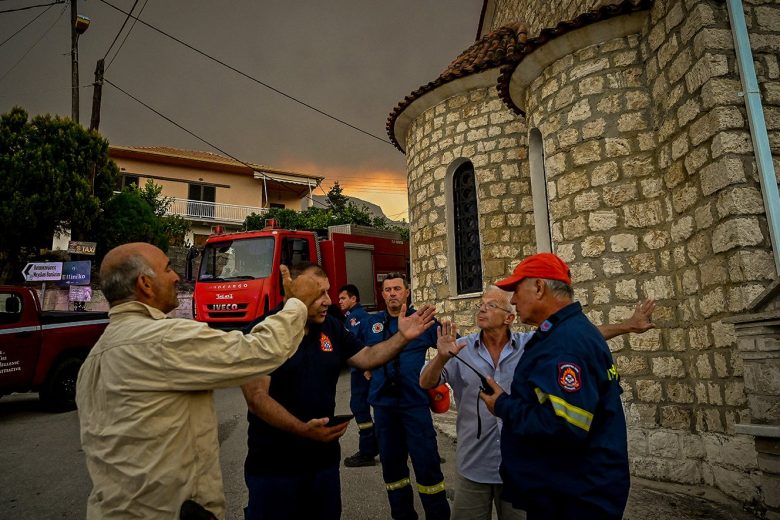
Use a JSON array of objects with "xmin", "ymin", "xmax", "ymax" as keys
[{"xmin": 198, "ymin": 237, "xmax": 275, "ymax": 281}]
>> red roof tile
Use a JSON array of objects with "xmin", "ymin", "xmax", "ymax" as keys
[{"xmin": 386, "ymin": 0, "xmax": 652, "ymax": 152}]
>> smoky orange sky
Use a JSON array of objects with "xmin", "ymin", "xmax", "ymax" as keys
[
  {"xmin": 1, "ymin": 1, "xmax": 481, "ymax": 224},
  {"xmin": 277, "ymin": 158, "xmax": 409, "ymax": 221}
]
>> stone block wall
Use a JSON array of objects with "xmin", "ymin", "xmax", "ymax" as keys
[
  {"xmin": 488, "ymin": 0, "xmax": 606, "ymax": 38},
  {"xmin": 402, "ymin": 0, "xmax": 779, "ymax": 509},
  {"xmin": 405, "ymin": 85, "xmax": 534, "ymax": 325}
]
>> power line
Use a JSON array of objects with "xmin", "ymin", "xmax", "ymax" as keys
[
  {"xmin": 104, "ymin": 77, "xmax": 331, "ymax": 209},
  {"xmin": 0, "ymin": 3, "xmax": 66, "ymax": 83},
  {"xmin": 105, "ymin": 0, "xmax": 148, "ymax": 70},
  {"xmin": 0, "ymin": 0, "xmax": 62, "ymax": 14},
  {"xmin": 0, "ymin": 1, "xmax": 53, "ymax": 48},
  {"xmin": 102, "ymin": 0, "xmax": 139, "ymax": 60},
  {"xmin": 96, "ymin": 0, "xmax": 392, "ymax": 146}
]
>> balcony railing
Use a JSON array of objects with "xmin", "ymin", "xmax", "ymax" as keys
[{"xmin": 167, "ymin": 197, "xmax": 266, "ymax": 224}]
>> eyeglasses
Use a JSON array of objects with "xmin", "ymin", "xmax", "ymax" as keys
[{"xmin": 475, "ymin": 302, "xmax": 511, "ymax": 312}]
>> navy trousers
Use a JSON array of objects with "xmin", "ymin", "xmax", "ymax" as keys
[
  {"xmin": 374, "ymin": 405, "xmax": 450, "ymax": 520},
  {"xmin": 244, "ymin": 464, "xmax": 341, "ymax": 520},
  {"xmin": 349, "ymin": 368, "xmax": 379, "ymax": 456}
]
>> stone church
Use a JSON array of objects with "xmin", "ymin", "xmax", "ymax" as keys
[{"xmin": 387, "ymin": 0, "xmax": 779, "ymax": 515}]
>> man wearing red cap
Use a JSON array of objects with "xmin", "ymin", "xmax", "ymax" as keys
[{"xmin": 480, "ymin": 252, "xmax": 632, "ymax": 520}]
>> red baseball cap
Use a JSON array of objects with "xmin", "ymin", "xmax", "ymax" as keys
[{"xmin": 495, "ymin": 253, "xmax": 572, "ymax": 290}]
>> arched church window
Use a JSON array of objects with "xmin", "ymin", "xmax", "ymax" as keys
[{"xmin": 453, "ymin": 161, "xmax": 483, "ymax": 294}]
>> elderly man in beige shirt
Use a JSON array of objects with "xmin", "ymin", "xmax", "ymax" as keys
[{"xmin": 76, "ymin": 242, "xmax": 321, "ymax": 519}]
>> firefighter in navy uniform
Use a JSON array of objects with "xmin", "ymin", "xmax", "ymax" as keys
[
  {"xmin": 241, "ymin": 263, "xmax": 438, "ymax": 520},
  {"xmin": 480, "ymin": 253, "xmax": 630, "ymax": 520},
  {"xmin": 338, "ymin": 284, "xmax": 380, "ymax": 467},
  {"xmin": 363, "ymin": 273, "xmax": 450, "ymax": 520}
]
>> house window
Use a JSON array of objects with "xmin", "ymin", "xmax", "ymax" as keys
[
  {"xmin": 452, "ymin": 161, "xmax": 483, "ymax": 294},
  {"xmin": 187, "ymin": 184, "xmax": 216, "ymax": 219},
  {"xmin": 269, "ymin": 203, "xmax": 285, "ymax": 209},
  {"xmin": 118, "ymin": 174, "xmax": 139, "ymax": 190}
]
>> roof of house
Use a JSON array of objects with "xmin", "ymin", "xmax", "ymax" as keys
[
  {"xmin": 386, "ymin": 0, "xmax": 651, "ymax": 152},
  {"xmin": 109, "ymin": 145, "xmax": 325, "ymax": 183}
]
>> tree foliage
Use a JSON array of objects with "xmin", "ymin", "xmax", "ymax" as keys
[
  {"xmin": 243, "ymin": 181, "xmax": 409, "ymax": 240},
  {"xmin": 94, "ymin": 191, "xmax": 169, "ymax": 260},
  {"xmin": 134, "ymin": 179, "xmax": 191, "ymax": 246},
  {"xmin": 0, "ymin": 107, "xmax": 118, "ymax": 282}
]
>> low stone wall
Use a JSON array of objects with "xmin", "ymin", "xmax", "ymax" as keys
[{"xmin": 37, "ymin": 285, "xmax": 194, "ymax": 320}]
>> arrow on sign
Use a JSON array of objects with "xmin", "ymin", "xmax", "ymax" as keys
[{"xmin": 22, "ymin": 262, "xmax": 63, "ymax": 282}]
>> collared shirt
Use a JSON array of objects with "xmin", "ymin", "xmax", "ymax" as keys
[
  {"xmin": 494, "ymin": 302, "xmax": 629, "ymax": 517},
  {"xmin": 423, "ymin": 330, "xmax": 531, "ymax": 484},
  {"xmin": 246, "ymin": 313, "xmax": 364, "ymax": 474},
  {"xmin": 76, "ymin": 299, "xmax": 307, "ymax": 520},
  {"xmin": 363, "ymin": 309, "xmax": 439, "ymax": 408}
]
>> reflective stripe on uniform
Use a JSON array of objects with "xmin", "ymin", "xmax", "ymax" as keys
[
  {"xmin": 357, "ymin": 421, "xmax": 374, "ymax": 430},
  {"xmin": 535, "ymin": 387, "xmax": 593, "ymax": 432},
  {"xmin": 385, "ymin": 477, "xmax": 411, "ymax": 491},
  {"xmin": 417, "ymin": 481, "xmax": 445, "ymax": 495}
]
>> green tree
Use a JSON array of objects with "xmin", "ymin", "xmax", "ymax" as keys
[
  {"xmin": 94, "ymin": 191, "xmax": 168, "ymax": 260},
  {"xmin": 0, "ymin": 107, "xmax": 118, "ymax": 282},
  {"xmin": 243, "ymin": 182, "xmax": 405, "ymax": 239},
  {"xmin": 326, "ymin": 181, "xmax": 349, "ymax": 213},
  {"xmin": 134, "ymin": 179, "xmax": 191, "ymax": 246}
]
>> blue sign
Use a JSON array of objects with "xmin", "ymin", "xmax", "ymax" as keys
[{"xmin": 59, "ymin": 261, "xmax": 92, "ymax": 286}]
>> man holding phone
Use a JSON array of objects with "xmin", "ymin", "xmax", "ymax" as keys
[
  {"xmin": 421, "ymin": 285, "xmax": 655, "ymax": 519},
  {"xmin": 241, "ymin": 262, "xmax": 438, "ymax": 520}
]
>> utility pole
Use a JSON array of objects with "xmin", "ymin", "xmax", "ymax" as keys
[
  {"xmin": 70, "ymin": 0, "xmax": 78, "ymax": 123},
  {"xmin": 89, "ymin": 59, "xmax": 104, "ymax": 131},
  {"xmin": 70, "ymin": 2, "xmax": 90, "ymax": 124}
]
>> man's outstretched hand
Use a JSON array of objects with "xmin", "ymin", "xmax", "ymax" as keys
[
  {"xmin": 397, "ymin": 304, "xmax": 437, "ymax": 341},
  {"xmin": 625, "ymin": 299, "xmax": 656, "ymax": 333},
  {"xmin": 281, "ymin": 264, "xmax": 324, "ymax": 308}
]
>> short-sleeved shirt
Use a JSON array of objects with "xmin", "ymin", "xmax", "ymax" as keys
[
  {"xmin": 424, "ymin": 330, "xmax": 530, "ymax": 484},
  {"xmin": 362, "ymin": 309, "xmax": 439, "ymax": 408},
  {"xmin": 495, "ymin": 302, "xmax": 629, "ymax": 516},
  {"xmin": 245, "ymin": 312, "xmax": 364, "ymax": 475}
]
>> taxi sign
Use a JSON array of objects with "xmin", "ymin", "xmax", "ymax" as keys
[
  {"xmin": 67, "ymin": 241, "xmax": 97, "ymax": 255},
  {"xmin": 22, "ymin": 262, "xmax": 63, "ymax": 282}
]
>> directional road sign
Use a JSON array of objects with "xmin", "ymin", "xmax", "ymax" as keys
[{"xmin": 22, "ymin": 262, "xmax": 63, "ymax": 282}]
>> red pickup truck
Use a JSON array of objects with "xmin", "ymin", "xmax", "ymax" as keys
[{"xmin": 0, "ymin": 285, "xmax": 108, "ymax": 411}]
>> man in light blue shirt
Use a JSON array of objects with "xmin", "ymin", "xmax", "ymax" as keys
[{"xmin": 420, "ymin": 286, "xmax": 655, "ymax": 520}]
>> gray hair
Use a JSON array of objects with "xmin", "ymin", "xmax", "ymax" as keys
[
  {"xmin": 484, "ymin": 285, "xmax": 514, "ymax": 312},
  {"xmin": 543, "ymin": 278, "xmax": 574, "ymax": 299},
  {"xmin": 101, "ymin": 253, "xmax": 155, "ymax": 304}
]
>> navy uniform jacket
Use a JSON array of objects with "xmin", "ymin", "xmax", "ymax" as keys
[
  {"xmin": 344, "ymin": 303, "xmax": 370, "ymax": 338},
  {"xmin": 362, "ymin": 308, "xmax": 438, "ymax": 408},
  {"xmin": 245, "ymin": 309, "xmax": 363, "ymax": 475},
  {"xmin": 494, "ymin": 302, "xmax": 630, "ymax": 517}
]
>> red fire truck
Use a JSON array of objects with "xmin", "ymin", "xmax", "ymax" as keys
[{"xmin": 193, "ymin": 221, "xmax": 409, "ymax": 329}]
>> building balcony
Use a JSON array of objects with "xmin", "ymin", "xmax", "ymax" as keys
[{"xmin": 167, "ymin": 197, "xmax": 267, "ymax": 224}]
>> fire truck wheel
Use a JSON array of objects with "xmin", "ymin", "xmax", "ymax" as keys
[{"xmin": 40, "ymin": 356, "xmax": 83, "ymax": 412}]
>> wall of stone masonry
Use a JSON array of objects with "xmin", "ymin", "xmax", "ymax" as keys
[
  {"xmin": 403, "ymin": 0, "xmax": 779, "ymax": 509},
  {"xmin": 638, "ymin": 0, "xmax": 777, "ymax": 505},
  {"xmin": 404, "ymin": 85, "xmax": 535, "ymax": 326},
  {"xmin": 487, "ymin": 0, "xmax": 611, "ymax": 38}
]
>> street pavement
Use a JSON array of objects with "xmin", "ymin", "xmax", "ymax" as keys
[{"xmin": 0, "ymin": 369, "xmax": 757, "ymax": 519}]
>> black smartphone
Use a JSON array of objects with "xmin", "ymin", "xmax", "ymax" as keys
[{"xmin": 327, "ymin": 414, "xmax": 354, "ymax": 426}]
